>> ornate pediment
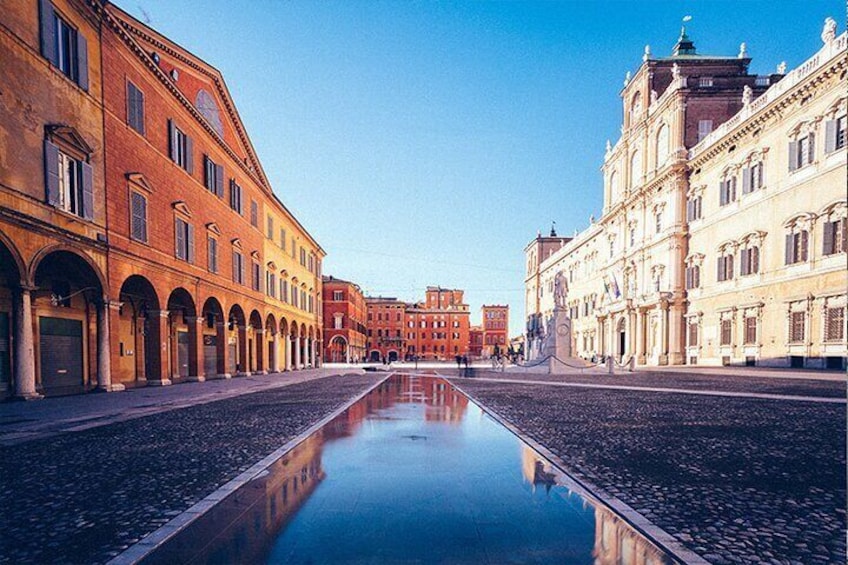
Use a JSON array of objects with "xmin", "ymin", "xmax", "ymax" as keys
[
  {"xmin": 46, "ymin": 124, "xmax": 93, "ymax": 155},
  {"xmin": 231, "ymin": 238, "xmax": 243, "ymax": 250},
  {"xmin": 126, "ymin": 173, "xmax": 154, "ymax": 193},
  {"xmin": 205, "ymin": 222, "xmax": 221, "ymax": 236},
  {"xmin": 171, "ymin": 200, "xmax": 192, "ymax": 217}
]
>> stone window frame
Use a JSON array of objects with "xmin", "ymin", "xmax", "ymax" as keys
[
  {"xmin": 685, "ymin": 312, "xmax": 702, "ymax": 349},
  {"xmin": 822, "ymin": 97, "xmax": 847, "ymax": 154},
  {"xmin": 783, "ymin": 213, "xmax": 814, "ymax": 265},
  {"xmin": 741, "ymin": 305, "xmax": 763, "ymax": 346},
  {"xmin": 172, "ymin": 201, "xmax": 194, "ymax": 264},
  {"xmin": 821, "ymin": 294, "xmax": 847, "ymax": 344},
  {"xmin": 819, "ymin": 200, "xmax": 847, "ymax": 256},
  {"xmin": 786, "ymin": 299, "xmax": 811, "ymax": 345},
  {"xmin": 684, "ymin": 253, "xmax": 704, "ymax": 290},
  {"xmin": 205, "ymin": 222, "xmax": 221, "ymax": 274},
  {"xmin": 716, "ymin": 240, "xmax": 737, "ymax": 283},
  {"xmin": 686, "ymin": 184, "xmax": 705, "ymax": 223},
  {"xmin": 718, "ymin": 164, "xmax": 740, "ymax": 207},
  {"xmin": 738, "ymin": 231, "xmax": 766, "ymax": 277},
  {"xmin": 787, "ymin": 118, "xmax": 821, "ymax": 172}
]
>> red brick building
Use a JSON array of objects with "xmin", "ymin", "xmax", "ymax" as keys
[
  {"xmin": 469, "ymin": 326, "xmax": 484, "ymax": 358},
  {"xmin": 404, "ymin": 287, "xmax": 471, "ymax": 361},
  {"xmin": 322, "ymin": 276, "xmax": 366, "ymax": 363},
  {"xmin": 481, "ymin": 305, "xmax": 509, "ymax": 358},
  {"xmin": 0, "ymin": 1, "xmax": 323, "ymax": 399},
  {"xmin": 365, "ymin": 297, "xmax": 406, "ymax": 362}
]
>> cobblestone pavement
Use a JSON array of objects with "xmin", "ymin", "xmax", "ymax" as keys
[
  {"xmin": 0, "ymin": 373, "xmax": 383, "ymax": 565},
  {"xmin": 448, "ymin": 376, "xmax": 846, "ymax": 565},
  {"xmin": 437, "ymin": 367, "xmax": 847, "ymax": 398}
]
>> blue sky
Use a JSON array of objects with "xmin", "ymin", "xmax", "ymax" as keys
[{"xmin": 126, "ymin": 0, "xmax": 841, "ymax": 337}]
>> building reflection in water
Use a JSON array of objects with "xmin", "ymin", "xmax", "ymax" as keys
[
  {"xmin": 143, "ymin": 376, "xmax": 667, "ymax": 564},
  {"xmin": 520, "ymin": 446, "xmax": 671, "ymax": 565}
]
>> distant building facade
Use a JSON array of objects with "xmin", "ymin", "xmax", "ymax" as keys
[
  {"xmin": 481, "ymin": 304, "xmax": 509, "ymax": 357},
  {"xmin": 525, "ymin": 20, "xmax": 846, "ymax": 369},
  {"xmin": 469, "ymin": 326, "xmax": 484, "ymax": 358},
  {"xmin": 405, "ymin": 287, "xmax": 471, "ymax": 361},
  {"xmin": 0, "ymin": 1, "xmax": 323, "ymax": 399},
  {"xmin": 322, "ymin": 276, "xmax": 366, "ymax": 363},
  {"xmin": 365, "ymin": 296, "xmax": 406, "ymax": 362}
]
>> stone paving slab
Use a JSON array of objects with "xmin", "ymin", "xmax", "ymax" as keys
[
  {"xmin": 449, "ymin": 378, "xmax": 846, "ymax": 565},
  {"xmin": 0, "ymin": 373, "xmax": 382, "ymax": 565},
  {"xmin": 439, "ymin": 367, "xmax": 847, "ymax": 398}
]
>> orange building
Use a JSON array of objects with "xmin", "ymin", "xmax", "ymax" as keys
[
  {"xmin": 0, "ymin": 1, "xmax": 323, "ymax": 398},
  {"xmin": 404, "ymin": 287, "xmax": 471, "ymax": 361},
  {"xmin": 365, "ymin": 296, "xmax": 406, "ymax": 362},
  {"xmin": 469, "ymin": 326, "xmax": 484, "ymax": 358},
  {"xmin": 481, "ymin": 304, "xmax": 509, "ymax": 358},
  {"xmin": 322, "ymin": 276, "xmax": 366, "ymax": 363}
]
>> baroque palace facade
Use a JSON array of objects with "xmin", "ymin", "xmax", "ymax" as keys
[
  {"xmin": 526, "ymin": 20, "xmax": 846, "ymax": 369},
  {"xmin": 0, "ymin": 0, "xmax": 323, "ymax": 399}
]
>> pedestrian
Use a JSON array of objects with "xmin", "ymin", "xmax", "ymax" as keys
[{"xmin": 455, "ymin": 355, "xmax": 461, "ymax": 371}]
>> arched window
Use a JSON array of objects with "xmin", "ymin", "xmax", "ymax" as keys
[
  {"xmin": 609, "ymin": 171, "xmax": 619, "ymax": 202},
  {"xmin": 630, "ymin": 150, "xmax": 642, "ymax": 188},
  {"xmin": 655, "ymin": 124, "xmax": 669, "ymax": 167}
]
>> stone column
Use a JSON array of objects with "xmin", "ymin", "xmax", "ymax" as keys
[
  {"xmin": 668, "ymin": 302, "xmax": 685, "ymax": 365},
  {"xmin": 13, "ymin": 287, "xmax": 41, "ymax": 400},
  {"xmin": 658, "ymin": 302, "xmax": 669, "ymax": 365},
  {"xmin": 96, "ymin": 299, "xmax": 124, "ymax": 391},
  {"xmin": 284, "ymin": 335, "xmax": 291, "ymax": 371},
  {"xmin": 215, "ymin": 321, "xmax": 231, "ymax": 379},
  {"xmin": 148, "ymin": 310, "xmax": 172, "ymax": 386},
  {"xmin": 636, "ymin": 309, "xmax": 647, "ymax": 365},
  {"xmin": 294, "ymin": 336, "xmax": 301, "ymax": 369},
  {"xmin": 185, "ymin": 316, "xmax": 205, "ymax": 382},
  {"xmin": 271, "ymin": 332, "xmax": 279, "ymax": 373},
  {"xmin": 236, "ymin": 325, "xmax": 250, "ymax": 377},
  {"xmin": 628, "ymin": 308, "xmax": 637, "ymax": 361},
  {"xmin": 254, "ymin": 328, "xmax": 266, "ymax": 374}
]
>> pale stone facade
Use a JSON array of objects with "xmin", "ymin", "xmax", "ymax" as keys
[{"xmin": 525, "ymin": 21, "xmax": 847, "ymax": 369}]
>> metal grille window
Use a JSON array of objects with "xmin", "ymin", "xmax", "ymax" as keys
[
  {"xmin": 130, "ymin": 191, "xmax": 147, "ymax": 242},
  {"xmin": 744, "ymin": 316, "xmax": 757, "ymax": 345},
  {"xmin": 720, "ymin": 319, "xmax": 732, "ymax": 346},
  {"xmin": 789, "ymin": 311, "xmax": 805, "ymax": 343},
  {"xmin": 825, "ymin": 307, "xmax": 845, "ymax": 342}
]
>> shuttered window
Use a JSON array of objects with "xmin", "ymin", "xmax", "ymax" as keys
[
  {"xmin": 39, "ymin": 0, "xmax": 88, "ymax": 90},
  {"xmin": 740, "ymin": 246, "xmax": 759, "ymax": 276},
  {"xmin": 685, "ymin": 265, "xmax": 700, "ymax": 289},
  {"xmin": 174, "ymin": 218, "xmax": 194, "ymax": 263},
  {"xmin": 127, "ymin": 81, "xmax": 145, "ymax": 135},
  {"xmin": 822, "ymin": 218, "xmax": 847, "ymax": 256},
  {"xmin": 267, "ymin": 215, "xmax": 274, "ymax": 239},
  {"xmin": 719, "ymin": 177, "xmax": 737, "ymax": 206},
  {"xmin": 207, "ymin": 237, "xmax": 218, "ymax": 273},
  {"xmin": 687, "ymin": 321, "xmax": 699, "ymax": 347},
  {"xmin": 789, "ymin": 311, "xmax": 805, "ymax": 343},
  {"xmin": 130, "ymin": 191, "xmax": 147, "ymax": 242},
  {"xmin": 717, "ymin": 254, "xmax": 734, "ymax": 282},
  {"xmin": 720, "ymin": 319, "xmax": 732, "ymax": 346},
  {"xmin": 789, "ymin": 133, "xmax": 815, "ymax": 171},
  {"xmin": 825, "ymin": 307, "xmax": 845, "ymax": 342},
  {"xmin": 785, "ymin": 230, "xmax": 809, "ymax": 265},
  {"xmin": 232, "ymin": 251, "xmax": 244, "ymax": 284},
  {"xmin": 280, "ymin": 228, "xmax": 286, "ymax": 250},
  {"xmin": 229, "ymin": 179, "xmax": 243, "ymax": 214},
  {"xmin": 744, "ymin": 316, "xmax": 757, "ymax": 345},
  {"xmin": 203, "ymin": 156, "xmax": 224, "ymax": 197},
  {"xmin": 44, "ymin": 140, "xmax": 93, "ymax": 220},
  {"xmin": 687, "ymin": 195, "xmax": 702, "ymax": 221},
  {"xmin": 250, "ymin": 200, "xmax": 258, "ymax": 228},
  {"xmin": 823, "ymin": 116, "xmax": 846, "ymax": 152},
  {"xmin": 168, "ymin": 120, "xmax": 193, "ymax": 173},
  {"xmin": 251, "ymin": 262, "xmax": 261, "ymax": 292}
]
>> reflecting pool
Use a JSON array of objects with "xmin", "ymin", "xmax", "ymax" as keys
[{"xmin": 143, "ymin": 374, "xmax": 673, "ymax": 564}]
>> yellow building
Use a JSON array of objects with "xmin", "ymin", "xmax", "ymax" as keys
[{"xmin": 525, "ymin": 19, "xmax": 846, "ymax": 370}]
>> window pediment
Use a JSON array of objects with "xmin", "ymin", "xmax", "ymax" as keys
[
  {"xmin": 231, "ymin": 238, "xmax": 243, "ymax": 250},
  {"xmin": 126, "ymin": 173, "xmax": 154, "ymax": 193},
  {"xmin": 250, "ymin": 251, "xmax": 260, "ymax": 261},
  {"xmin": 46, "ymin": 124, "xmax": 93, "ymax": 156},
  {"xmin": 206, "ymin": 222, "xmax": 221, "ymax": 235},
  {"xmin": 172, "ymin": 200, "xmax": 192, "ymax": 217}
]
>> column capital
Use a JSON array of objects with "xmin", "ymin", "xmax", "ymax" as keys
[{"xmin": 150, "ymin": 309, "xmax": 170, "ymax": 318}]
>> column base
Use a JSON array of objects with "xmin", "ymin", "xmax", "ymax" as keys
[
  {"xmin": 97, "ymin": 383, "xmax": 126, "ymax": 392},
  {"xmin": 667, "ymin": 353, "xmax": 684, "ymax": 365},
  {"xmin": 185, "ymin": 375, "xmax": 206, "ymax": 383},
  {"xmin": 253, "ymin": 370, "xmax": 267, "ymax": 375},
  {"xmin": 235, "ymin": 372, "xmax": 251, "ymax": 378},
  {"xmin": 637, "ymin": 355, "xmax": 647, "ymax": 364},
  {"xmin": 658, "ymin": 355, "xmax": 668, "ymax": 366},
  {"xmin": 147, "ymin": 379, "xmax": 173, "ymax": 387},
  {"xmin": 15, "ymin": 391, "xmax": 44, "ymax": 401}
]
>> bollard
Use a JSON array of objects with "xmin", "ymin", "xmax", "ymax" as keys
[
  {"xmin": 629, "ymin": 356, "xmax": 635, "ymax": 372},
  {"xmin": 607, "ymin": 355, "xmax": 614, "ymax": 375}
]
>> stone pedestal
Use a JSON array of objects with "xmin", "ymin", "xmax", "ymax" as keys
[{"xmin": 541, "ymin": 308, "xmax": 582, "ymax": 374}]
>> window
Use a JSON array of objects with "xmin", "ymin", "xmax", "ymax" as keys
[
  {"xmin": 267, "ymin": 271, "xmax": 276, "ymax": 297},
  {"xmin": 655, "ymin": 124, "xmax": 669, "ymax": 167},
  {"xmin": 281, "ymin": 279, "xmax": 288, "ymax": 303},
  {"xmin": 717, "ymin": 252, "xmax": 734, "ymax": 282},
  {"xmin": 687, "ymin": 195, "xmax": 703, "ymax": 222},
  {"xmin": 40, "ymin": 2, "xmax": 89, "ymax": 89},
  {"xmin": 789, "ymin": 133, "xmax": 815, "ymax": 171},
  {"xmin": 168, "ymin": 120, "xmax": 193, "ymax": 172},
  {"xmin": 267, "ymin": 215, "xmax": 274, "ymax": 239},
  {"xmin": 825, "ymin": 116, "xmax": 846, "ymax": 152},
  {"xmin": 823, "ymin": 217, "xmax": 846, "ymax": 255},
  {"xmin": 629, "ymin": 227, "xmax": 636, "ymax": 248},
  {"xmin": 740, "ymin": 245, "xmax": 760, "ymax": 276},
  {"xmin": 280, "ymin": 228, "xmax": 286, "ymax": 250},
  {"xmin": 629, "ymin": 150, "xmax": 642, "ymax": 188},
  {"xmin": 308, "ymin": 254, "xmax": 315, "ymax": 273},
  {"xmin": 203, "ymin": 156, "xmax": 224, "ymax": 197},
  {"xmin": 825, "ymin": 307, "xmax": 845, "ymax": 342},
  {"xmin": 127, "ymin": 81, "xmax": 145, "ymax": 135},
  {"xmin": 252, "ymin": 262, "xmax": 261, "ymax": 292},
  {"xmin": 333, "ymin": 291, "xmax": 343, "ymax": 301},
  {"xmin": 130, "ymin": 191, "xmax": 147, "ymax": 243},
  {"xmin": 300, "ymin": 247, "xmax": 307, "ymax": 266},
  {"xmin": 334, "ymin": 315, "xmax": 343, "ymax": 330},
  {"xmin": 291, "ymin": 286, "xmax": 298, "ymax": 308},
  {"xmin": 744, "ymin": 316, "xmax": 757, "ymax": 345},
  {"xmin": 719, "ymin": 176, "xmax": 737, "ymax": 206},
  {"xmin": 655, "ymin": 211, "xmax": 663, "ymax": 233},
  {"xmin": 742, "ymin": 162, "xmax": 765, "ymax": 194},
  {"xmin": 685, "ymin": 265, "xmax": 700, "ymax": 289},
  {"xmin": 207, "ymin": 237, "xmax": 218, "ymax": 273},
  {"xmin": 789, "ymin": 311, "xmax": 805, "ymax": 343},
  {"xmin": 174, "ymin": 218, "xmax": 194, "ymax": 263},
  {"xmin": 250, "ymin": 200, "xmax": 258, "ymax": 228},
  {"xmin": 785, "ymin": 228, "xmax": 809, "ymax": 265},
  {"xmin": 698, "ymin": 77, "xmax": 713, "ymax": 87},
  {"xmin": 720, "ymin": 319, "xmax": 732, "ymax": 346},
  {"xmin": 698, "ymin": 120, "xmax": 713, "ymax": 142},
  {"xmin": 232, "ymin": 251, "xmax": 244, "ymax": 284},
  {"xmin": 229, "ymin": 180, "xmax": 243, "ymax": 214},
  {"xmin": 687, "ymin": 321, "xmax": 699, "ymax": 346},
  {"xmin": 44, "ymin": 140, "xmax": 93, "ymax": 219}
]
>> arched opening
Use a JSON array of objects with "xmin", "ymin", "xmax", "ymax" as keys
[
  {"xmin": 166, "ymin": 288, "xmax": 198, "ymax": 381},
  {"xmin": 279, "ymin": 318, "xmax": 289, "ymax": 371},
  {"xmin": 117, "ymin": 274, "xmax": 162, "ymax": 386},
  {"xmin": 201, "ymin": 297, "xmax": 226, "ymax": 377},
  {"xmin": 299, "ymin": 323, "xmax": 307, "ymax": 369},
  {"xmin": 290, "ymin": 323, "xmax": 300, "ymax": 369},
  {"xmin": 617, "ymin": 317, "xmax": 627, "ymax": 363},
  {"xmin": 328, "ymin": 335, "xmax": 348, "ymax": 363},
  {"xmin": 369, "ymin": 350, "xmax": 381, "ymax": 362},
  {"xmin": 0, "ymin": 233, "xmax": 25, "ymax": 397},
  {"xmin": 227, "ymin": 304, "xmax": 247, "ymax": 375},
  {"xmin": 388, "ymin": 350, "xmax": 398, "ymax": 363},
  {"xmin": 249, "ymin": 310, "xmax": 264, "ymax": 373},
  {"xmin": 265, "ymin": 314, "xmax": 277, "ymax": 373},
  {"xmin": 33, "ymin": 250, "xmax": 104, "ymax": 395}
]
